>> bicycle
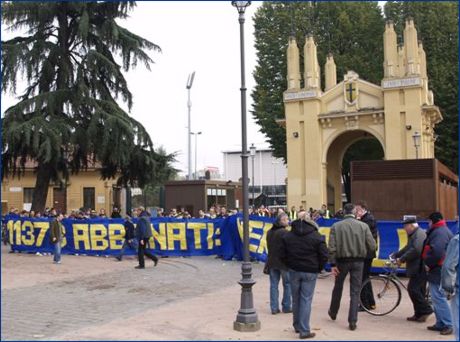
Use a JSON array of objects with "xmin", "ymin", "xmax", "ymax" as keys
[{"xmin": 359, "ymin": 257, "xmax": 431, "ymax": 316}]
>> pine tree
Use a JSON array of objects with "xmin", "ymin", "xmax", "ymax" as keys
[{"xmin": 2, "ymin": 2, "xmax": 162, "ymax": 212}]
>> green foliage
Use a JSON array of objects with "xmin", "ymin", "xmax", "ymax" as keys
[
  {"xmin": 2, "ymin": 2, "xmax": 164, "ymax": 210},
  {"xmin": 252, "ymin": 1, "xmax": 458, "ymax": 174},
  {"xmin": 384, "ymin": 1, "xmax": 458, "ymax": 172},
  {"xmin": 252, "ymin": 1, "xmax": 384, "ymax": 160}
]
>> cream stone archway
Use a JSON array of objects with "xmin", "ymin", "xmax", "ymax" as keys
[{"xmin": 279, "ymin": 19, "xmax": 443, "ymax": 212}]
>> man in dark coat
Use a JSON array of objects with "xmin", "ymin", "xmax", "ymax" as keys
[
  {"xmin": 422, "ymin": 212, "xmax": 453, "ymax": 335},
  {"xmin": 135, "ymin": 207, "xmax": 158, "ymax": 269},
  {"xmin": 355, "ymin": 200, "xmax": 378, "ymax": 311},
  {"xmin": 116, "ymin": 216, "xmax": 138, "ymax": 261},
  {"xmin": 50, "ymin": 213, "xmax": 65, "ymax": 264},
  {"xmin": 280, "ymin": 217, "xmax": 328, "ymax": 339},
  {"xmin": 328, "ymin": 203, "xmax": 376, "ymax": 331},
  {"xmin": 266, "ymin": 213, "xmax": 291, "ymax": 314},
  {"xmin": 392, "ymin": 217, "xmax": 433, "ymax": 322}
]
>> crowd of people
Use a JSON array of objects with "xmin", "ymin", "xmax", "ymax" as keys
[
  {"xmin": 266, "ymin": 202, "xmax": 458, "ymax": 340},
  {"xmin": 5, "ymin": 202, "xmax": 458, "ymax": 340}
]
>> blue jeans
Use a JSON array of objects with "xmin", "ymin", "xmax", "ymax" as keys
[
  {"xmin": 118, "ymin": 239, "xmax": 139, "ymax": 260},
  {"xmin": 53, "ymin": 241, "xmax": 61, "ymax": 263},
  {"xmin": 429, "ymin": 281, "xmax": 453, "ymax": 328},
  {"xmin": 289, "ymin": 270, "xmax": 318, "ymax": 334},
  {"xmin": 269, "ymin": 268, "xmax": 291, "ymax": 312},
  {"xmin": 450, "ymin": 291, "xmax": 459, "ymax": 340}
]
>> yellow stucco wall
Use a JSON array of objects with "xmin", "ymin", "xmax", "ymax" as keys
[
  {"xmin": 1, "ymin": 170, "xmax": 118, "ymax": 213},
  {"xmin": 282, "ymin": 19, "xmax": 443, "ymax": 212}
]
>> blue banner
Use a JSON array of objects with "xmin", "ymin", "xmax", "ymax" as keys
[{"xmin": 4, "ymin": 215, "xmax": 458, "ymax": 271}]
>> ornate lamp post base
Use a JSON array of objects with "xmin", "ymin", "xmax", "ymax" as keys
[{"xmin": 233, "ymin": 262, "xmax": 261, "ymax": 332}]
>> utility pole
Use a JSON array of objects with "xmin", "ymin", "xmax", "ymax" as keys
[{"xmin": 186, "ymin": 71, "xmax": 195, "ymax": 180}]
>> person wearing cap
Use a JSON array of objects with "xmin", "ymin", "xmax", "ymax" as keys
[
  {"xmin": 135, "ymin": 207, "xmax": 158, "ymax": 269},
  {"xmin": 422, "ymin": 212, "xmax": 454, "ymax": 335},
  {"xmin": 391, "ymin": 217, "xmax": 433, "ymax": 322},
  {"xmin": 116, "ymin": 216, "xmax": 138, "ymax": 261}
]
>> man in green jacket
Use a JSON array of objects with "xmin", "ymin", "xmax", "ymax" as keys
[
  {"xmin": 327, "ymin": 203, "xmax": 376, "ymax": 331},
  {"xmin": 50, "ymin": 213, "xmax": 65, "ymax": 264}
]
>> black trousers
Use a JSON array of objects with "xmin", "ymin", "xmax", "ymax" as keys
[
  {"xmin": 408, "ymin": 272, "xmax": 433, "ymax": 317},
  {"xmin": 360, "ymin": 258, "xmax": 376, "ymax": 308},
  {"xmin": 329, "ymin": 260, "xmax": 364, "ymax": 324},
  {"xmin": 138, "ymin": 238, "xmax": 158, "ymax": 268}
]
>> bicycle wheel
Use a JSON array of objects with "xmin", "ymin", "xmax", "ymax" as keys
[{"xmin": 360, "ymin": 276, "xmax": 401, "ymax": 316}]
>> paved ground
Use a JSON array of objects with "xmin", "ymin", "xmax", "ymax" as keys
[{"xmin": 1, "ymin": 245, "xmax": 454, "ymax": 341}]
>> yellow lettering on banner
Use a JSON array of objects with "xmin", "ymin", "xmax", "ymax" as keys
[
  {"xmin": 318, "ymin": 227, "xmax": 331, "ymax": 245},
  {"xmin": 257, "ymin": 223, "xmax": 273, "ymax": 254},
  {"xmin": 187, "ymin": 223, "xmax": 207, "ymax": 249},
  {"xmin": 215, "ymin": 228, "xmax": 221, "ymax": 246},
  {"xmin": 153, "ymin": 224, "xmax": 167, "ymax": 250},
  {"xmin": 21, "ymin": 221, "xmax": 35, "ymax": 246},
  {"xmin": 61, "ymin": 225, "xmax": 67, "ymax": 248},
  {"xmin": 248, "ymin": 220, "xmax": 265, "ymax": 253},
  {"xmin": 397, "ymin": 228, "xmax": 408, "ymax": 252},
  {"xmin": 73, "ymin": 224, "xmax": 90, "ymax": 250},
  {"xmin": 7, "ymin": 220, "xmax": 15, "ymax": 245},
  {"xmin": 167, "ymin": 223, "xmax": 187, "ymax": 250},
  {"xmin": 207, "ymin": 224, "xmax": 214, "ymax": 249},
  {"xmin": 34, "ymin": 222, "xmax": 49, "ymax": 247},
  {"xmin": 90, "ymin": 224, "xmax": 108, "ymax": 250},
  {"xmin": 108, "ymin": 224, "xmax": 125, "ymax": 250},
  {"xmin": 14, "ymin": 220, "xmax": 21, "ymax": 245}
]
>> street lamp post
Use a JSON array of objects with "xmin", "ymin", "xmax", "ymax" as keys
[
  {"xmin": 412, "ymin": 131, "xmax": 421, "ymax": 159},
  {"xmin": 250, "ymin": 144, "xmax": 256, "ymax": 207},
  {"xmin": 186, "ymin": 71, "xmax": 196, "ymax": 180},
  {"xmin": 272, "ymin": 159, "xmax": 279, "ymax": 205},
  {"xmin": 232, "ymin": 0, "xmax": 260, "ymax": 332},
  {"xmin": 191, "ymin": 132, "xmax": 202, "ymax": 179}
]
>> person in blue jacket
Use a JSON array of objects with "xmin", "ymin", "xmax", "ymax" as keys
[
  {"xmin": 441, "ymin": 233, "xmax": 459, "ymax": 340},
  {"xmin": 135, "ymin": 207, "xmax": 158, "ymax": 269}
]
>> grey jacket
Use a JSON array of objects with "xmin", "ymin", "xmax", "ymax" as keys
[
  {"xmin": 441, "ymin": 234, "xmax": 459, "ymax": 294},
  {"xmin": 394, "ymin": 227, "xmax": 426, "ymax": 277},
  {"xmin": 328, "ymin": 215, "xmax": 376, "ymax": 265}
]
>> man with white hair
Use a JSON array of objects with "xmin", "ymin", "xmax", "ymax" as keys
[{"xmin": 391, "ymin": 217, "xmax": 433, "ymax": 322}]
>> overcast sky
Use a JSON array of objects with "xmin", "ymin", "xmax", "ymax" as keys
[
  {"xmin": 1, "ymin": 1, "xmax": 386, "ymax": 177},
  {"xmin": 2, "ymin": 1, "xmax": 266, "ymax": 177}
]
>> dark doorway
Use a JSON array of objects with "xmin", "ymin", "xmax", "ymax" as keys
[
  {"xmin": 53, "ymin": 187, "xmax": 67, "ymax": 214},
  {"xmin": 342, "ymin": 138, "xmax": 384, "ymax": 203},
  {"xmin": 83, "ymin": 187, "xmax": 95, "ymax": 210}
]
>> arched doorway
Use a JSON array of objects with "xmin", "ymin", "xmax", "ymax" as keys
[{"xmin": 326, "ymin": 130, "xmax": 385, "ymax": 214}]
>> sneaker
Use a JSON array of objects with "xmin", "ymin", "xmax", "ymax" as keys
[
  {"xmin": 115, "ymin": 257, "xmax": 122, "ymax": 261},
  {"xmin": 153, "ymin": 258, "xmax": 158, "ymax": 267},
  {"xmin": 328, "ymin": 310, "xmax": 337, "ymax": 321},
  {"xmin": 271, "ymin": 309, "xmax": 281, "ymax": 315},
  {"xmin": 135, "ymin": 266, "xmax": 145, "ymax": 269},
  {"xmin": 407, "ymin": 315, "xmax": 419, "ymax": 322},
  {"xmin": 349, "ymin": 323, "xmax": 357, "ymax": 331},
  {"xmin": 299, "ymin": 332, "xmax": 316, "ymax": 339},
  {"xmin": 440, "ymin": 327, "xmax": 453, "ymax": 335},
  {"xmin": 282, "ymin": 308, "xmax": 293, "ymax": 313}
]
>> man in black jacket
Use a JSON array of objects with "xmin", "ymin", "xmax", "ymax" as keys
[
  {"xmin": 280, "ymin": 218, "xmax": 329, "ymax": 339},
  {"xmin": 355, "ymin": 200, "xmax": 378, "ymax": 311},
  {"xmin": 266, "ymin": 213, "xmax": 291, "ymax": 314},
  {"xmin": 135, "ymin": 207, "xmax": 159, "ymax": 269},
  {"xmin": 391, "ymin": 217, "xmax": 433, "ymax": 322},
  {"xmin": 116, "ymin": 216, "xmax": 138, "ymax": 261}
]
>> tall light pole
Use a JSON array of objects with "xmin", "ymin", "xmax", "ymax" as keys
[
  {"xmin": 191, "ymin": 131, "xmax": 202, "ymax": 179},
  {"xmin": 186, "ymin": 71, "xmax": 196, "ymax": 180},
  {"xmin": 412, "ymin": 131, "xmax": 421, "ymax": 159},
  {"xmin": 250, "ymin": 144, "xmax": 256, "ymax": 207},
  {"xmin": 231, "ymin": 0, "xmax": 260, "ymax": 332}
]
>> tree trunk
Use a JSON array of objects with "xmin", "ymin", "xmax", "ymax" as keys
[{"xmin": 31, "ymin": 163, "xmax": 52, "ymax": 213}]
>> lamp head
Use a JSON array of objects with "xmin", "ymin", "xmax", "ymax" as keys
[{"xmin": 232, "ymin": 1, "xmax": 251, "ymax": 14}]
